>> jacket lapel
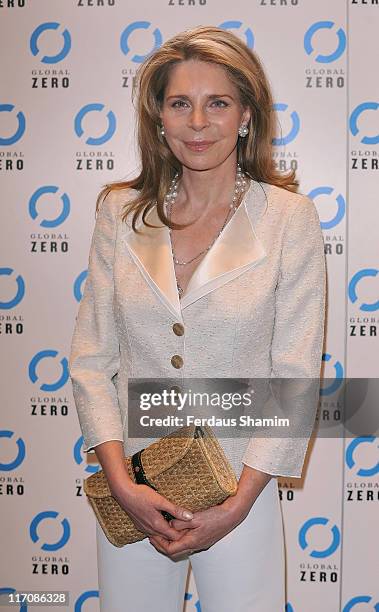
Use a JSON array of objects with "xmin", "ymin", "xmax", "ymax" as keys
[{"xmin": 122, "ymin": 179, "xmax": 268, "ymax": 321}]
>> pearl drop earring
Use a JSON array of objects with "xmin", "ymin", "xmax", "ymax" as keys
[{"xmin": 160, "ymin": 125, "xmax": 165, "ymax": 136}]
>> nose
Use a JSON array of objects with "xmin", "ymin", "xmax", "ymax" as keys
[{"xmin": 188, "ymin": 105, "xmax": 210, "ymax": 131}]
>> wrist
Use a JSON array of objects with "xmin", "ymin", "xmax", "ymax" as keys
[
  {"xmin": 221, "ymin": 492, "xmax": 252, "ymax": 526},
  {"xmin": 109, "ymin": 472, "xmax": 137, "ymax": 500}
]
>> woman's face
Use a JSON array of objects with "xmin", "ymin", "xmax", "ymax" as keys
[{"xmin": 159, "ymin": 59, "xmax": 250, "ymax": 172}]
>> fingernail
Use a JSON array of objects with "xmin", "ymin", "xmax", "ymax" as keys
[{"xmin": 183, "ymin": 510, "xmax": 193, "ymax": 519}]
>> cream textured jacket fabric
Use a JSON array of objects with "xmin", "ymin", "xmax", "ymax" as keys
[{"xmin": 68, "ymin": 179, "xmax": 326, "ymax": 480}]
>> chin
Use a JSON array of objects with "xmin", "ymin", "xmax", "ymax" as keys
[
  {"xmin": 180, "ymin": 160, "xmax": 219, "ymax": 172},
  {"xmin": 179, "ymin": 153, "xmax": 227, "ymax": 169}
]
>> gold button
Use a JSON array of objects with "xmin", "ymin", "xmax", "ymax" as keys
[
  {"xmin": 171, "ymin": 355, "xmax": 184, "ymax": 369},
  {"xmin": 170, "ymin": 385, "xmax": 183, "ymax": 394},
  {"xmin": 172, "ymin": 322, "xmax": 184, "ymax": 336}
]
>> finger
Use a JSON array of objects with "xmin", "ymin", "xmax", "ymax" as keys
[
  {"xmin": 148, "ymin": 536, "xmax": 167, "ymax": 553},
  {"xmin": 170, "ymin": 519, "xmax": 195, "ymax": 530},
  {"xmin": 169, "ymin": 527, "xmax": 192, "ymax": 539},
  {"xmin": 170, "ymin": 550, "xmax": 193, "ymax": 561},
  {"xmin": 149, "ymin": 535, "xmax": 171, "ymax": 555},
  {"xmin": 160, "ymin": 522, "xmax": 188, "ymax": 541},
  {"xmin": 164, "ymin": 535, "xmax": 195, "ymax": 556},
  {"xmin": 160, "ymin": 500, "xmax": 193, "ymax": 521},
  {"xmin": 151, "ymin": 513, "xmax": 187, "ymax": 541}
]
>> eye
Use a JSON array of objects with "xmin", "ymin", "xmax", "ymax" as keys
[
  {"xmin": 212, "ymin": 100, "xmax": 228, "ymax": 107},
  {"xmin": 171, "ymin": 100, "xmax": 188, "ymax": 108}
]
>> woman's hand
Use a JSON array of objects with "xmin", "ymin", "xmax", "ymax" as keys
[
  {"xmin": 112, "ymin": 481, "xmax": 194, "ymax": 542},
  {"xmin": 95, "ymin": 441, "xmax": 192, "ymax": 541},
  {"xmin": 148, "ymin": 464, "xmax": 273, "ymax": 559},
  {"xmin": 148, "ymin": 497, "xmax": 243, "ymax": 560}
]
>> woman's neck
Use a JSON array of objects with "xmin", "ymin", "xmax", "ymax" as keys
[{"xmin": 177, "ymin": 158, "xmax": 240, "ymax": 216}]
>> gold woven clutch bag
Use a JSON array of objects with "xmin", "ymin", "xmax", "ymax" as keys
[{"xmin": 83, "ymin": 424, "xmax": 238, "ymax": 547}]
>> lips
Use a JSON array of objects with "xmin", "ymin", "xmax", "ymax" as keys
[{"xmin": 184, "ymin": 140, "xmax": 215, "ymax": 151}]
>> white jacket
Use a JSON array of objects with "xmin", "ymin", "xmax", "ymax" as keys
[{"xmin": 68, "ymin": 179, "xmax": 326, "ymax": 479}]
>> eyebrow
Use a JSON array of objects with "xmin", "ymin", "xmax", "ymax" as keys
[{"xmin": 166, "ymin": 94, "xmax": 234, "ymax": 100}]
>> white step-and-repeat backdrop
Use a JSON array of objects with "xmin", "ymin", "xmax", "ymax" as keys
[{"xmin": 1, "ymin": 1, "xmax": 378, "ymax": 611}]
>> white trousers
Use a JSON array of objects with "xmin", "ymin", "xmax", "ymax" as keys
[{"xmin": 95, "ymin": 477, "xmax": 285, "ymax": 612}]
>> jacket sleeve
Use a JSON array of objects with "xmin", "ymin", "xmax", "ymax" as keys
[
  {"xmin": 242, "ymin": 195, "xmax": 326, "ymax": 477},
  {"xmin": 68, "ymin": 190, "xmax": 124, "ymax": 453}
]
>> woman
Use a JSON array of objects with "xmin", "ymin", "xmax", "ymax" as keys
[{"xmin": 69, "ymin": 25, "xmax": 326, "ymax": 612}]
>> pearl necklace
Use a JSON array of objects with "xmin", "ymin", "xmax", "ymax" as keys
[{"xmin": 164, "ymin": 164, "xmax": 249, "ymax": 298}]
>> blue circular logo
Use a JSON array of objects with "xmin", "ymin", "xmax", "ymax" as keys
[
  {"xmin": 30, "ymin": 511, "xmax": 71, "ymax": 551},
  {"xmin": 0, "ymin": 104, "xmax": 26, "ymax": 146},
  {"xmin": 29, "ymin": 186, "xmax": 70, "ymax": 228},
  {"xmin": 30, "ymin": 22, "xmax": 71, "ymax": 63},
  {"xmin": 0, "ymin": 268, "xmax": 25, "ymax": 309},
  {"xmin": 299, "ymin": 517, "xmax": 340, "ymax": 558},
  {"xmin": 74, "ymin": 270, "xmax": 88, "ymax": 303},
  {"xmin": 120, "ymin": 21, "xmax": 162, "ymax": 63},
  {"xmin": 74, "ymin": 103, "xmax": 116, "ymax": 145},
  {"xmin": 29, "ymin": 350, "xmax": 69, "ymax": 392},
  {"xmin": 321, "ymin": 353, "xmax": 344, "ymax": 395},
  {"xmin": 74, "ymin": 437, "xmax": 99, "ymax": 474},
  {"xmin": 304, "ymin": 21, "xmax": 346, "ymax": 63},
  {"xmin": 350, "ymin": 102, "xmax": 379, "ymax": 145},
  {"xmin": 218, "ymin": 21, "xmax": 254, "ymax": 49},
  {"xmin": 345, "ymin": 437, "xmax": 379, "ymax": 477},
  {"xmin": 74, "ymin": 591, "xmax": 99, "ymax": 611},
  {"xmin": 349, "ymin": 269, "xmax": 379, "ymax": 312},
  {"xmin": 272, "ymin": 103, "xmax": 300, "ymax": 145},
  {"xmin": 307, "ymin": 187, "xmax": 345, "ymax": 230},
  {"xmin": 0, "ymin": 431, "xmax": 26, "ymax": 471},
  {"xmin": 343, "ymin": 595, "xmax": 379, "ymax": 611}
]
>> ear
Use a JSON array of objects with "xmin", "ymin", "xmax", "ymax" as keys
[{"xmin": 241, "ymin": 107, "xmax": 251, "ymax": 125}]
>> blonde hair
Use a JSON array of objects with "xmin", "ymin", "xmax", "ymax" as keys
[{"xmin": 96, "ymin": 25, "xmax": 299, "ymax": 231}]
